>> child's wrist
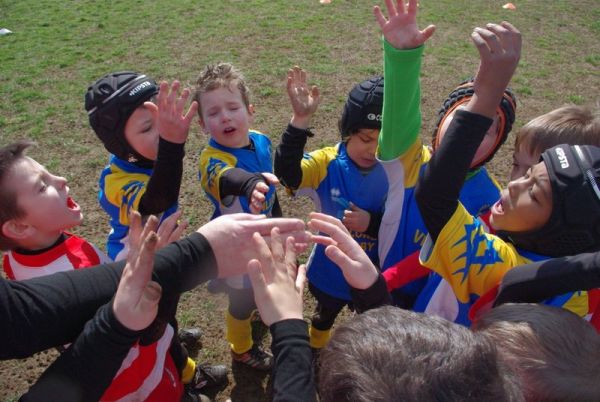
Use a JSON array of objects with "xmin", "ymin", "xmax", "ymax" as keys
[{"xmin": 290, "ymin": 115, "xmax": 311, "ymax": 129}]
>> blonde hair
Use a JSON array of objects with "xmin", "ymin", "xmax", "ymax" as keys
[
  {"xmin": 474, "ymin": 303, "xmax": 600, "ymax": 402},
  {"xmin": 515, "ymin": 105, "xmax": 600, "ymax": 157},
  {"xmin": 193, "ymin": 62, "xmax": 251, "ymax": 118}
]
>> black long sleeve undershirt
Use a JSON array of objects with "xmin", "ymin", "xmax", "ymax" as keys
[
  {"xmin": 415, "ymin": 110, "xmax": 492, "ymax": 242},
  {"xmin": 495, "ymin": 251, "xmax": 600, "ymax": 306},
  {"xmin": 138, "ymin": 138, "xmax": 185, "ymax": 215},
  {"xmin": 270, "ymin": 274, "xmax": 390, "ymax": 402},
  {"xmin": 274, "ymin": 124, "xmax": 310, "ymax": 190},
  {"xmin": 0, "ymin": 232, "xmax": 216, "ymax": 360}
]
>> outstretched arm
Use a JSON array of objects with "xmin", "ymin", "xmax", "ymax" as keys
[
  {"xmin": 21, "ymin": 216, "xmax": 163, "ymax": 401},
  {"xmin": 247, "ymin": 228, "xmax": 315, "ymax": 402},
  {"xmin": 416, "ymin": 22, "xmax": 521, "ymax": 241},
  {"xmin": 138, "ymin": 81, "xmax": 198, "ymax": 215},
  {"xmin": 274, "ymin": 66, "xmax": 320, "ymax": 190},
  {"xmin": 374, "ymin": 0, "xmax": 435, "ymax": 161}
]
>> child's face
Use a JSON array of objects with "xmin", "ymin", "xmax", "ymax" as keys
[
  {"xmin": 490, "ymin": 161, "xmax": 552, "ymax": 232},
  {"xmin": 8, "ymin": 157, "xmax": 83, "ymax": 237},
  {"xmin": 346, "ymin": 128, "xmax": 380, "ymax": 168},
  {"xmin": 199, "ymin": 86, "xmax": 253, "ymax": 148},
  {"xmin": 510, "ymin": 143, "xmax": 540, "ymax": 181},
  {"xmin": 437, "ymin": 107, "xmax": 500, "ymax": 168},
  {"xmin": 124, "ymin": 104, "xmax": 159, "ymax": 161}
]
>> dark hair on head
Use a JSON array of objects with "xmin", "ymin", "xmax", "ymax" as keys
[
  {"xmin": 0, "ymin": 140, "xmax": 35, "ymax": 251},
  {"xmin": 193, "ymin": 62, "xmax": 251, "ymax": 119},
  {"xmin": 515, "ymin": 105, "xmax": 600, "ymax": 157},
  {"xmin": 474, "ymin": 303, "xmax": 600, "ymax": 402},
  {"xmin": 319, "ymin": 306, "xmax": 522, "ymax": 402}
]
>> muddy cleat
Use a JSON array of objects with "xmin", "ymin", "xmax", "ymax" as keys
[
  {"xmin": 231, "ymin": 345, "xmax": 273, "ymax": 371},
  {"xmin": 178, "ymin": 327, "xmax": 203, "ymax": 349},
  {"xmin": 181, "ymin": 391, "xmax": 211, "ymax": 402},
  {"xmin": 187, "ymin": 363, "xmax": 229, "ymax": 391}
]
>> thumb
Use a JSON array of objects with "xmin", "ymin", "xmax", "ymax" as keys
[
  {"xmin": 143, "ymin": 101, "xmax": 159, "ymax": 116},
  {"xmin": 261, "ymin": 172, "xmax": 280, "ymax": 186},
  {"xmin": 349, "ymin": 202, "xmax": 359, "ymax": 212}
]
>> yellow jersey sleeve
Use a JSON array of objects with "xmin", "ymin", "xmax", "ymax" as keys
[
  {"xmin": 199, "ymin": 149, "xmax": 238, "ymax": 204},
  {"xmin": 297, "ymin": 146, "xmax": 339, "ymax": 191},
  {"xmin": 103, "ymin": 169, "xmax": 149, "ymax": 226}
]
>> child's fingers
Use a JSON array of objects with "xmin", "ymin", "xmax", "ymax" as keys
[
  {"xmin": 269, "ymin": 227, "xmax": 285, "ymax": 265},
  {"xmin": 143, "ymin": 101, "xmax": 159, "ymax": 116},
  {"xmin": 309, "ymin": 212, "xmax": 349, "ymax": 233},
  {"xmin": 255, "ymin": 182, "xmax": 269, "ymax": 195},
  {"xmin": 421, "ymin": 24, "xmax": 436, "ymax": 41},
  {"xmin": 295, "ymin": 264, "xmax": 307, "ymax": 293},
  {"xmin": 284, "ymin": 236, "xmax": 298, "ymax": 278},
  {"xmin": 373, "ymin": 6, "xmax": 387, "ymax": 28},
  {"xmin": 176, "ymin": 88, "xmax": 190, "ymax": 115},
  {"xmin": 407, "ymin": 0, "xmax": 418, "ymax": 15},
  {"xmin": 128, "ymin": 210, "xmax": 143, "ymax": 252},
  {"xmin": 167, "ymin": 80, "xmax": 180, "ymax": 106},
  {"xmin": 157, "ymin": 81, "xmax": 169, "ymax": 108},
  {"xmin": 248, "ymin": 259, "xmax": 268, "ymax": 293},
  {"xmin": 310, "ymin": 234, "xmax": 338, "ymax": 247},
  {"xmin": 470, "ymin": 30, "xmax": 491, "ymax": 59},
  {"xmin": 168, "ymin": 219, "xmax": 188, "ymax": 243},
  {"xmin": 474, "ymin": 27, "xmax": 501, "ymax": 54},
  {"xmin": 324, "ymin": 245, "xmax": 355, "ymax": 273},
  {"xmin": 253, "ymin": 189, "xmax": 266, "ymax": 202},
  {"xmin": 183, "ymin": 101, "xmax": 199, "ymax": 126},
  {"xmin": 310, "ymin": 85, "xmax": 320, "ymax": 102},
  {"xmin": 251, "ymin": 232, "xmax": 276, "ymax": 282}
]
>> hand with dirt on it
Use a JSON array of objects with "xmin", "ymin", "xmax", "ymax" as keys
[
  {"xmin": 112, "ymin": 212, "xmax": 162, "ymax": 331},
  {"xmin": 287, "ymin": 65, "xmax": 320, "ymax": 130}
]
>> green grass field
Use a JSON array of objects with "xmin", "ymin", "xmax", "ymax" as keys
[{"xmin": 1, "ymin": 0, "xmax": 599, "ymax": 400}]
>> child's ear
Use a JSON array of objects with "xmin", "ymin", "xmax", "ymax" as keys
[
  {"xmin": 2, "ymin": 219, "xmax": 34, "ymax": 241},
  {"xmin": 248, "ymin": 104, "xmax": 255, "ymax": 115}
]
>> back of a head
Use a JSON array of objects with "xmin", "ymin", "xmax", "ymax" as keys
[
  {"xmin": 432, "ymin": 78, "xmax": 517, "ymax": 169},
  {"xmin": 499, "ymin": 144, "xmax": 600, "ymax": 257},
  {"xmin": 515, "ymin": 105, "xmax": 600, "ymax": 156},
  {"xmin": 474, "ymin": 303, "xmax": 600, "ymax": 402},
  {"xmin": 85, "ymin": 71, "xmax": 158, "ymax": 164},
  {"xmin": 319, "ymin": 306, "xmax": 521, "ymax": 402},
  {"xmin": 0, "ymin": 140, "xmax": 35, "ymax": 251},
  {"xmin": 339, "ymin": 76, "xmax": 384, "ymax": 139},
  {"xmin": 193, "ymin": 62, "xmax": 251, "ymax": 117}
]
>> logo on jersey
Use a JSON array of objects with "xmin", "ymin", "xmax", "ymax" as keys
[{"xmin": 452, "ymin": 221, "xmax": 503, "ymax": 283}]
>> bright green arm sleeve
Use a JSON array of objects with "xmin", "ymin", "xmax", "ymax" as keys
[{"xmin": 377, "ymin": 40, "xmax": 424, "ymax": 161}]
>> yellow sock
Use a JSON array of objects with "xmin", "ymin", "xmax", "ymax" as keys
[
  {"xmin": 181, "ymin": 357, "xmax": 196, "ymax": 384},
  {"xmin": 226, "ymin": 310, "xmax": 253, "ymax": 354},
  {"xmin": 309, "ymin": 325, "xmax": 331, "ymax": 349}
]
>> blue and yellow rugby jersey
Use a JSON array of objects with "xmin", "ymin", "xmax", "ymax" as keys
[
  {"xmin": 98, "ymin": 156, "xmax": 178, "ymax": 261},
  {"xmin": 198, "ymin": 131, "xmax": 276, "ymax": 290},
  {"xmin": 199, "ymin": 131, "xmax": 276, "ymax": 218},
  {"xmin": 294, "ymin": 142, "xmax": 388, "ymax": 300},
  {"xmin": 418, "ymin": 203, "xmax": 590, "ymax": 324}
]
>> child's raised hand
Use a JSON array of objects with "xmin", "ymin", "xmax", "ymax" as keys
[
  {"xmin": 287, "ymin": 66, "xmax": 320, "ymax": 130},
  {"xmin": 113, "ymin": 211, "xmax": 162, "ymax": 331},
  {"xmin": 467, "ymin": 22, "xmax": 521, "ymax": 119},
  {"xmin": 247, "ymin": 227, "xmax": 306, "ymax": 327},
  {"xmin": 373, "ymin": 0, "xmax": 435, "ymax": 50},
  {"xmin": 250, "ymin": 173, "xmax": 280, "ymax": 214},
  {"xmin": 145, "ymin": 80, "xmax": 198, "ymax": 144},
  {"xmin": 155, "ymin": 209, "xmax": 189, "ymax": 249},
  {"xmin": 308, "ymin": 212, "xmax": 379, "ymax": 290},
  {"xmin": 342, "ymin": 203, "xmax": 371, "ymax": 233}
]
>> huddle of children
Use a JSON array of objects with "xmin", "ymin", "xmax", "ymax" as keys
[{"xmin": 1, "ymin": 0, "xmax": 600, "ymax": 400}]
